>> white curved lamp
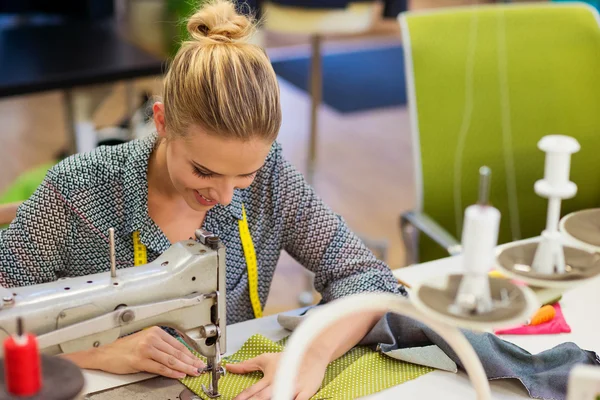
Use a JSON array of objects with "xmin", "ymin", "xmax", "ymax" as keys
[{"xmin": 272, "ymin": 292, "xmax": 492, "ymax": 400}]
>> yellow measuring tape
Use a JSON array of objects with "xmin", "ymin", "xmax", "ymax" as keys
[
  {"xmin": 238, "ymin": 204, "xmax": 262, "ymax": 318},
  {"xmin": 132, "ymin": 203, "xmax": 263, "ymax": 319},
  {"xmin": 132, "ymin": 231, "xmax": 148, "ymax": 266}
]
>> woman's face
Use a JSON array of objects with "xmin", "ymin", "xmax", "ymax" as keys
[{"xmin": 153, "ymin": 103, "xmax": 273, "ymax": 212}]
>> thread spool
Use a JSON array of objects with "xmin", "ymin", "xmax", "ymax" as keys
[
  {"xmin": 535, "ymin": 135, "xmax": 580, "ymax": 199},
  {"xmin": 3, "ymin": 318, "xmax": 42, "ymax": 397},
  {"xmin": 544, "ymin": 152, "xmax": 570, "ymax": 187},
  {"xmin": 454, "ymin": 167, "xmax": 500, "ymax": 314},
  {"xmin": 462, "ymin": 205, "xmax": 501, "ymax": 277},
  {"xmin": 531, "ymin": 135, "xmax": 580, "ymax": 275},
  {"xmin": 539, "ymin": 136, "xmax": 578, "ymax": 186}
]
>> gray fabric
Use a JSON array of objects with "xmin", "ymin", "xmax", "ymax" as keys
[{"xmin": 360, "ymin": 312, "xmax": 600, "ymax": 400}]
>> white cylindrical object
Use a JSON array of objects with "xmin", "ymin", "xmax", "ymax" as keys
[
  {"xmin": 543, "ymin": 152, "xmax": 572, "ymax": 187},
  {"xmin": 462, "ymin": 205, "xmax": 501, "ymax": 276},
  {"xmin": 532, "ymin": 230, "xmax": 566, "ymax": 275},
  {"xmin": 272, "ymin": 293, "xmax": 492, "ymax": 400},
  {"xmin": 538, "ymin": 135, "xmax": 580, "ymax": 187},
  {"xmin": 546, "ymin": 198, "xmax": 561, "ymax": 233},
  {"xmin": 531, "ymin": 233, "xmax": 554, "ymax": 275}
]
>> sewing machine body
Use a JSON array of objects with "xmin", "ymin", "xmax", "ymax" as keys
[{"xmin": 0, "ymin": 236, "xmax": 226, "ymax": 361}]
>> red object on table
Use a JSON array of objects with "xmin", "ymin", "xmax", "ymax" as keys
[
  {"xmin": 3, "ymin": 318, "xmax": 42, "ymax": 396},
  {"xmin": 495, "ymin": 303, "xmax": 571, "ymax": 335}
]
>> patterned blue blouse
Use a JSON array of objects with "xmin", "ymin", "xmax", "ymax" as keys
[{"xmin": 0, "ymin": 134, "xmax": 404, "ymax": 324}]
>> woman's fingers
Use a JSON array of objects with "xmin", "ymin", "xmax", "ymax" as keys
[
  {"xmin": 153, "ymin": 336, "xmax": 204, "ymax": 371},
  {"xmin": 134, "ymin": 327, "xmax": 203, "ymax": 377},
  {"xmin": 157, "ymin": 329, "xmax": 205, "ymax": 368},
  {"xmin": 148, "ymin": 345, "xmax": 201, "ymax": 377},
  {"xmin": 294, "ymin": 391, "xmax": 313, "ymax": 400},
  {"xmin": 225, "ymin": 358, "xmax": 262, "ymax": 375},
  {"xmin": 248, "ymin": 385, "xmax": 272, "ymax": 400},
  {"xmin": 138, "ymin": 358, "xmax": 186, "ymax": 379},
  {"xmin": 233, "ymin": 379, "xmax": 270, "ymax": 400}
]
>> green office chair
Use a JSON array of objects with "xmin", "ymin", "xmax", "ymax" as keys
[
  {"xmin": 398, "ymin": 2, "xmax": 600, "ymax": 265},
  {"xmin": 552, "ymin": 0, "xmax": 599, "ymax": 12}
]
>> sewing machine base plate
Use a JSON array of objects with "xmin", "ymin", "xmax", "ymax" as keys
[{"xmin": 84, "ymin": 376, "xmax": 190, "ymax": 400}]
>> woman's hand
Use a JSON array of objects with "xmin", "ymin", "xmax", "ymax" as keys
[
  {"xmin": 62, "ymin": 326, "xmax": 205, "ymax": 379},
  {"xmin": 226, "ymin": 352, "xmax": 327, "ymax": 400},
  {"xmin": 224, "ymin": 310, "xmax": 384, "ymax": 399}
]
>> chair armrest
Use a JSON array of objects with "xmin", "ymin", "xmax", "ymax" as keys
[
  {"xmin": 400, "ymin": 211, "xmax": 462, "ymax": 265},
  {"xmin": 0, "ymin": 202, "xmax": 21, "ymax": 226}
]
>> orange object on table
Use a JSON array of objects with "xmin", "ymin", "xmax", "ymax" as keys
[
  {"xmin": 495, "ymin": 303, "xmax": 570, "ymax": 335},
  {"xmin": 529, "ymin": 305, "xmax": 556, "ymax": 326}
]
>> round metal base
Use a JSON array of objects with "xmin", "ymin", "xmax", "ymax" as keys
[
  {"xmin": 0, "ymin": 354, "xmax": 84, "ymax": 400},
  {"xmin": 560, "ymin": 208, "xmax": 600, "ymax": 250},
  {"xmin": 496, "ymin": 240, "xmax": 600, "ymax": 290},
  {"xmin": 411, "ymin": 274, "xmax": 538, "ymax": 331},
  {"xmin": 180, "ymin": 388, "xmax": 202, "ymax": 400}
]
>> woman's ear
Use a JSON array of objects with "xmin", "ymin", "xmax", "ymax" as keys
[{"xmin": 153, "ymin": 102, "xmax": 167, "ymax": 139}]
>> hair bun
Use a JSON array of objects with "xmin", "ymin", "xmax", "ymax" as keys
[{"xmin": 187, "ymin": 0, "xmax": 255, "ymax": 44}]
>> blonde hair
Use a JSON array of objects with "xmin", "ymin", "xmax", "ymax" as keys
[{"xmin": 163, "ymin": 0, "xmax": 281, "ymax": 142}]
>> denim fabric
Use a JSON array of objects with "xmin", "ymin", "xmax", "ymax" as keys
[{"xmin": 361, "ymin": 313, "xmax": 600, "ymax": 400}]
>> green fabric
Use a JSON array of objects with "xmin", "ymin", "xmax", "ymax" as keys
[
  {"xmin": 404, "ymin": 4, "xmax": 600, "ymax": 261},
  {"xmin": 0, "ymin": 162, "xmax": 55, "ymax": 204},
  {"xmin": 180, "ymin": 334, "xmax": 433, "ymax": 399}
]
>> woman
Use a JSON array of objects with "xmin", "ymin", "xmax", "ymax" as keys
[{"xmin": 0, "ymin": 1, "xmax": 404, "ymax": 398}]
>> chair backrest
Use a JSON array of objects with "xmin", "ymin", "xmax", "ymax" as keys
[
  {"xmin": 400, "ymin": 3, "xmax": 600, "ymax": 262},
  {"xmin": 552, "ymin": 0, "xmax": 599, "ymax": 12}
]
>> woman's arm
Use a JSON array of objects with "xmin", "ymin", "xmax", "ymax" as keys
[
  {"xmin": 306, "ymin": 309, "xmax": 385, "ymax": 364},
  {"xmin": 276, "ymin": 152, "xmax": 404, "ymax": 300},
  {"xmin": 0, "ymin": 171, "xmax": 72, "ymax": 287}
]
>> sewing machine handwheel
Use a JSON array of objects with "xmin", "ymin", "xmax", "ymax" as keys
[{"xmin": 0, "ymin": 354, "xmax": 84, "ymax": 400}]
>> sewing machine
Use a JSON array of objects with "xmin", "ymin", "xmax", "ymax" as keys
[{"xmin": 0, "ymin": 229, "xmax": 227, "ymax": 399}]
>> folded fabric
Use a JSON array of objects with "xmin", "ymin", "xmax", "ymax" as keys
[
  {"xmin": 179, "ymin": 334, "xmax": 433, "ymax": 400},
  {"xmin": 278, "ymin": 307, "xmax": 599, "ymax": 400},
  {"xmin": 382, "ymin": 345, "xmax": 458, "ymax": 372},
  {"xmin": 278, "ymin": 311, "xmax": 458, "ymax": 373},
  {"xmin": 360, "ymin": 312, "xmax": 599, "ymax": 400},
  {"xmin": 495, "ymin": 303, "xmax": 571, "ymax": 335}
]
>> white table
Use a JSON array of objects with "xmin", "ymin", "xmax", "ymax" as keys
[{"xmin": 84, "ymin": 254, "xmax": 600, "ymax": 398}]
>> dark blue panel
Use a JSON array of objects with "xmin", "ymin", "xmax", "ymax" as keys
[{"xmin": 272, "ymin": 45, "xmax": 407, "ymax": 113}]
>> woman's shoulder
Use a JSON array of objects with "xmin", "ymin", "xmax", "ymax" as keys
[{"xmin": 46, "ymin": 135, "xmax": 156, "ymax": 196}]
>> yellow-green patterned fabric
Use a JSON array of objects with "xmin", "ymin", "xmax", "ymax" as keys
[{"xmin": 180, "ymin": 334, "xmax": 433, "ymax": 399}]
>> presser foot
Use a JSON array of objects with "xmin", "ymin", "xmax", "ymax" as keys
[
  {"xmin": 200, "ymin": 364, "xmax": 226, "ymax": 398},
  {"xmin": 201, "ymin": 384, "xmax": 221, "ymax": 398}
]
